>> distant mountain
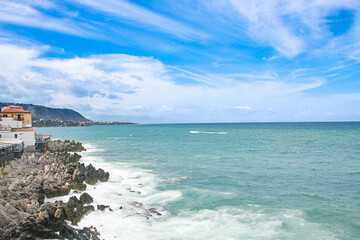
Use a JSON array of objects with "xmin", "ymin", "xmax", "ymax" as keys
[{"xmin": 0, "ymin": 102, "xmax": 90, "ymax": 122}]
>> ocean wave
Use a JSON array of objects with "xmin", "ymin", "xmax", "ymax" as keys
[
  {"xmin": 78, "ymin": 204, "xmax": 335, "ymax": 240},
  {"xmin": 50, "ymin": 142, "xmax": 336, "ymax": 240},
  {"xmin": 82, "ymin": 143, "xmax": 105, "ymax": 153},
  {"xmin": 189, "ymin": 131, "xmax": 229, "ymax": 135}
]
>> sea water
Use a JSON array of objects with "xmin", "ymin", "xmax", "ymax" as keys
[{"xmin": 37, "ymin": 122, "xmax": 360, "ymax": 239}]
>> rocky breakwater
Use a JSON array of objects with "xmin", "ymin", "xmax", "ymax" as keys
[{"xmin": 0, "ymin": 140, "xmax": 110, "ymax": 239}]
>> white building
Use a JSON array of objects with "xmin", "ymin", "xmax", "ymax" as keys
[{"xmin": 0, "ymin": 106, "xmax": 35, "ymax": 148}]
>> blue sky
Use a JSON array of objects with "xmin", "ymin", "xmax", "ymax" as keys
[{"xmin": 0, "ymin": 0, "xmax": 360, "ymax": 123}]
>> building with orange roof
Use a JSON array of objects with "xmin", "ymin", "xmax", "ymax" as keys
[
  {"xmin": 0, "ymin": 105, "xmax": 35, "ymax": 148},
  {"xmin": 1, "ymin": 105, "xmax": 32, "ymax": 127}
]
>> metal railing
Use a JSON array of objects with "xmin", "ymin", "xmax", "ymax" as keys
[
  {"xmin": 11, "ymin": 127, "xmax": 35, "ymax": 132},
  {"xmin": 0, "ymin": 126, "xmax": 11, "ymax": 131}
]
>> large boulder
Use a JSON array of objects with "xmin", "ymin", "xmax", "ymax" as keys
[
  {"xmin": 80, "ymin": 193, "xmax": 93, "ymax": 204},
  {"xmin": 70, "ymin": 182, "xmax": 87, "ymax": 191},
  {"xmin": 98, "ymin": 168, "xmax": 110, "ymax": 182}
]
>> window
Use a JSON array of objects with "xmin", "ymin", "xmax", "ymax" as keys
[{"xmin": 14, "ymin": 134, "xmax": 18, "ymax": 138}]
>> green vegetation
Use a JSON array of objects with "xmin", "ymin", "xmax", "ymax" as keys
[{"xmin": 1, "ymin": 162, "xmax": 11, "ymax": 176}]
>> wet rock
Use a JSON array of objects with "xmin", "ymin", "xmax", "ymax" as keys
[
  {"xmin": 83, "ymin": 164, "xmax": 110, "ymax": 185},
  {"xmin": 71, "ymin": 205, "xmax": 95, "ymax": 225},
  {"xmin": 98, "ymin": 168, "xmax": 110, "ymax": 182},
  {"xmin": 67, "ymin": 196, "xmax": 82, "ymax": 208},
  {"xmin": 71, "ymin": 182, "xmax": 87, "ymax": 191},
  {"xmin": 97, "ymin": 204, "xmax": 106, "ymax": 211},
  {"xmin": 84, "ymin": 164, "xmax": 98, "ymax": 185},
  {"xmin": 80, "ymin": 192, "xmax": 93, "ymax": 204},
  {"xmin": 148, "ymin": 208, "xmax": 162, "ymax": 216},
  {"xmin": 60, "ymin": 195, "xmax": 95, "ymax": 225},
  {"xmin": 97, "ymin": 204, "xmax": 112, "ymax": 211},
  {"xmin": 60, "ymin": 224, "xmax": 100, "ymax": 240}
]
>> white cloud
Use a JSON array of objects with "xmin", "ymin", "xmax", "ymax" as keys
[
  {"xmin": 236, "ymin": 106, "xmax": 251, "ymax": 110},
  {"xmin": 126, "ymin": 105, "xmax": 143, "ymax": 110},
  {"xmin": 0, "ymin": 43, "xmax": 359, "ymax": 122}
]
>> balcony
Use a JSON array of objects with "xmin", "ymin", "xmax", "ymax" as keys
[{"xmin": 11, "ymin": 127, "xmax": 35, "ymax": 132}]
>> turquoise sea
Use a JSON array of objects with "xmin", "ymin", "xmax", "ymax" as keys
[{"xmin": 38, "ymin": 123, "xmax": 360, "ymax": 239}]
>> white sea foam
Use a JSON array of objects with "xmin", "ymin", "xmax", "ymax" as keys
[
  {"xmin": 162, "ymin": 176, "xmax": 188, "ymax": 183},
  {"xmin": 49, "ymin": 142, "xmax": 336, "ymax": 240},
  {"xmin": 189, "ymin": 131, "xmax": 229, "ymax": 135},
  {"xmin": 79, "ymin": 204, "xmax": 336, "ymax": 240},
  {"xmin": 82, "ymin": 143, "xmax": 105, "ymax": 152}
]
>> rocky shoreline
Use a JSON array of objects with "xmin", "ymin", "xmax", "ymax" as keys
[{"xmin": 0, "ymin": 140, "xmax": 110, "ymax": 239}]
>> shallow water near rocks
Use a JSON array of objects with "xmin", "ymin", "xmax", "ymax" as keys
[{"xmin": 38, "ymin": 122, "xmax": 360, "ymax": 239}]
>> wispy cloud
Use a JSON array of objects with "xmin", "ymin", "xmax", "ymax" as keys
[
  {"xmin": 0, "ymin": 1, "xmax": 92, "ymax": 37},
  {"xmin": 227, "ymin": 0, "xmax": 304, "ymax": 58},
  {"xmin": 210, "ymin": 0, "xmax": 360, "ymax": 58},
  {"xmin": 71, "ymin": 0, "xmax": 207, "ymax": 41}
]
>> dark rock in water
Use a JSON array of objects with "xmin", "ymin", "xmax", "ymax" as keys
[
  {"xmin": 80, "ymin": 192, "xmax": 93, "ymax": 204},
  {"xmin": 54, "ymin": 196, "xmax": 95, "ymax": 226},
  {"xmin": 97, "ymin": 204, "xmax": 106, "ymax": 211},
  {"xmin": 85, "ymin": 164, "xmax": 99, "ymax": 185},
  {"xmin": 98, "ymin": 168, "xmax": 110, "ymax": 182},
  {"xmin": 83, "ymin": 164, "xmax": 110, "ymax": 185},
  {"xmin": 67, "ymin": 196, "xmax": 82, "ymax": 208},
  {"xmin": 60, "ymin": 224, "xmax": 100, "ymax": 240},
  {"xmin": 71, "ymin": 162, "xmax": 110, "ymax": 186},
  {"xmin": 67, "ymin": 196, "xmax": 95, "ymax": 225},
  {"xmin": 71, "ymin": 182, "xmax": 87, "ymax": 191},
  {"xmin": 85, "ymin": 177, "xmax": 98, "ymax": 185},
  {"xmin": 97, "ymin": 204, "xmax": 112, "ymax": 211},
  {"xmin": 72, "ymin": 205, "xmax": 95, "ymax": 225},
  {"xmin": 148, "ymin": 207, "xmax": 162, "ymax": 216}
]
